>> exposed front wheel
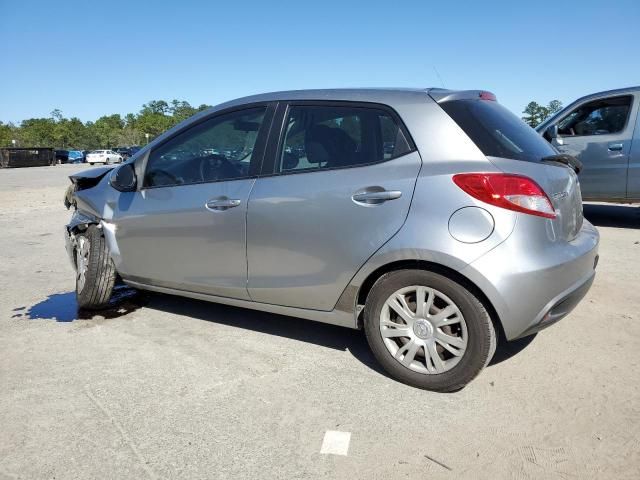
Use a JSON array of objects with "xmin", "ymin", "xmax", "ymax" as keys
[
  {"xmin": 75, "ymin": 225, "xmax": 116, "ymax": 309},
  {"xmin": 364, "ymin": 270, "xmax": 496, "ymax": 392}
]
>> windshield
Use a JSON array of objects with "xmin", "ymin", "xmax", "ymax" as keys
[{"xmin": 439, "ymin": 99, "xmax": 556, "ymax": 163}]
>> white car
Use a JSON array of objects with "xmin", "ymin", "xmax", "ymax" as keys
[{"xmin": 86, "ymin": 150, "xmax": 122, "ymax": 165}]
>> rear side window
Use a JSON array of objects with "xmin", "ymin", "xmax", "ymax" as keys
[
  {"xmin": 557, "ymin": 95, "xmax": 632, "ymax": 136},
  {"xmin": 278, "ymin": 105, "xmax": 411, "ymax": 173},
  {"xmin": 440, "ymin": 99, "xmax": 556, "ymax": 163}
]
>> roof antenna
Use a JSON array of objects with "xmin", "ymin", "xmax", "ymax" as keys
[{"xmin": 433, "ymin": 66, "xmax": 446, "ymax": 88}]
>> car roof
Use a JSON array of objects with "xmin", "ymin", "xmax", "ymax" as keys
[
  {"xmin": 570, "ymin": 85, "xmax": 640, "ymax": 104},
  {"xmin": 212, "ymin": 87, "xmax": 431, "ymax": 110}
]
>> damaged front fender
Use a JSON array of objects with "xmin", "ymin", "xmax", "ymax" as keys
[
  {"xmin": 64, "ymin": 165, "xmax": 115, "ymax": 210},
  {"xmin": 63, "ymin": 165, "xmax": 118, "ymax": 269}
]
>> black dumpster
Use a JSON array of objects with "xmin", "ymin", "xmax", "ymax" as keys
[{"xmin": 0, "ymin": 148, "xmax": 56, "ymax": 168}]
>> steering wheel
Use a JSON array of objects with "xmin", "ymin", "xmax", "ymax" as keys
[
  {"xmin": 199, "ymin": 154, "xmax": 240, "ymax": 182},
  {"xmin": 146, "ymin": 169, "xmax": 181, "ymax": 186}
]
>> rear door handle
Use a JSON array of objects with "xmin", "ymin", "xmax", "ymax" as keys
[
  {"xmin": 205, "ymin": 197, "xmax": 241, "ymax": 211},
  {"xmin": 352, "ymin": 190, "xmax": 402, "ymax": 205},
  {"xmin": 608, "ymin": 143, "xmax": 623, "ymax": 151}
]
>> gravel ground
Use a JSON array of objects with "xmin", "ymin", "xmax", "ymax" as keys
[{"xmin": 1, "ymin": 164, "xmax": 639, "ymax": 479}]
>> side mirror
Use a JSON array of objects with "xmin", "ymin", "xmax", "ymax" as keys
[
  {"xmin": 110, "ymin": 163, "xmax": 137, "ymax": 192},
  {"xmin": 545, "ymin": 124, "xmax": 559, "ymax": 140}
]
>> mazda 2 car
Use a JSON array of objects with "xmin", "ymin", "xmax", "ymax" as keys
[{"xmin": 64, "ymin": 89, "xmax": 599, "ymax": 391}]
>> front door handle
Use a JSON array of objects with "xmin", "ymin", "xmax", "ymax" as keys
[
  {"xmin": 205, "ymin": 197, "xmax": 241, "ymax": 211},
  {"xmin": 352, "ymin": 189, "xmax": 402, "ymax": 205},
  {"xmin": 608, "ymin": 143, "xmax": 623, "ymax": 151}
]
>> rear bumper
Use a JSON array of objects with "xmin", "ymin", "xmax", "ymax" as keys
[
  {"xmin": 513, "ymin": 268, "xmax": 595, "ymax": 339},
  {"xmin": 461, "ymin": 219, "xmax": 599, "ymax": 340}
]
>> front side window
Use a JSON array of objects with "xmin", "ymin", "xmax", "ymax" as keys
[
  {"xmin": 557, "ymin": 95, "xmax": 632, "ymax": 137},
  {"xmin": 278, "ymin": 105, "xmax": 411, "ymax": 173},
  {"xmin": 144, "ymin": 107, "xmax": 266, "ymax": 187}
]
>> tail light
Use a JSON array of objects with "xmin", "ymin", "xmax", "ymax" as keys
[{"xmin": 453, "ymin": 173, "xmax": 556, "ymax": 219}]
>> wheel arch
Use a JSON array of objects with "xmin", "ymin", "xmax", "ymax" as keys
[{"xmin": 355, "ymin": 259, "xmax": 505, "ymax": 339}]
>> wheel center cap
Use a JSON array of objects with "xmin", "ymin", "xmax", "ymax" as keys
[{"xmin": 413, "ymin": 319, "xmax": 433, "ymax": 339}]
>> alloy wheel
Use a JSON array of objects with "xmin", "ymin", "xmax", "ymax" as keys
[{"xmin": 379, "ymin": 285, "xmax": 468, "ymax": 374}]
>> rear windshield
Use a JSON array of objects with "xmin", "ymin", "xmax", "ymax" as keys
[{"xmin": 439, "ymin": 99, "xmax": 556, "ymax": 163}]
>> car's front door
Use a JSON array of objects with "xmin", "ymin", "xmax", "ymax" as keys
[
  {"xmin": 625, "ymin": 93, "xmax": 640, "ymax": 200},
  {"xmin": 552, "ymin": 94, "xmax": 635, "ymax": 200},
  {"xmin": 246, "ymin": 102, "xmax": 421, "ymax": 310},
  {"xmin": 112, "ymin": 105, "xmax": 272, "ymax": 299}
]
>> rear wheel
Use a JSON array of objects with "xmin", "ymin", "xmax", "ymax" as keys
[
  {"xmin": 75, "ymin": 225, "xmax": 116, "ymax": 310},
  {"xmin": 364, "ymin": 269, "xmax": 496, "ymax": 392}
]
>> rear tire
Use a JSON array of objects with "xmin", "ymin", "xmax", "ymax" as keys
[
  {"xmin": 75, "ymin": 225, "xmax": 116, "ymax": 310},
  {"xmin": 364, "ymin": 269, "xmax": 496, "ymax": 392}
]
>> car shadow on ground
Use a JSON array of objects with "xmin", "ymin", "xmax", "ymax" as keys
[
  {"xmin": 488, "ymin": 334, "xmax": 536, "ymax": 366},
  {"xmin": 13, "ymin": 286, "xmax": 145, "ymax": 322},
  {"xmin": 583, "ymin": 203, "xmax": 640, "ymax": 229},
  {"xmin": 16, "ymin": 286, "xmax": 537, "ymax": 379},
  {"xmin": 146, "ymin": 293, "xmax": 389, "ymax": 376}
]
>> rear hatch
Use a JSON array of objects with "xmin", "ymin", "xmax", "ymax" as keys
[{"xmin": 432, "ymin": 91, "xmax": 583, "ymax": 241}]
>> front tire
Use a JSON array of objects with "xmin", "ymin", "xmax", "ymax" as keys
[
  {"xmin": 364, "ymin": 269, "xmax": 496, "ymax": 392},
  {"xmin": 75, "ymin": 225, "xmax": 116, "ymax": 310}
]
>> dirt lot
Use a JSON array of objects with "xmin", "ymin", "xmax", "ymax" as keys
[{"xmin": 1, "ymin": 164, "xmax": 639, "ymax": 479}]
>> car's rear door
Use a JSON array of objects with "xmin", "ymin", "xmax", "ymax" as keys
[
  {"xmin": 246, "ymin": 101, "xmax": 422, "ymax": 310},
  {"xmin": 112, "ymin": 104, "xmax": 273, "ymax": 299}
]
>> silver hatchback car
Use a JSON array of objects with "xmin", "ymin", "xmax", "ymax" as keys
[{"xmin": 64, "ymin": 88, "xmax": 599, "ymax": 391}]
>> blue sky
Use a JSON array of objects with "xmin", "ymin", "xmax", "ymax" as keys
[{"xmin": 1, "ymin": 0, "xmax": 638, "ymax": 123}]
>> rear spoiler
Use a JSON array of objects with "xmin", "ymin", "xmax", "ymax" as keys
[{"xmin": 427, "ymin": 89, "xmax": 497, "ymax": 103}]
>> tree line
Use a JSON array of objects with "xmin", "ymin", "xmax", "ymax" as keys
[
  {"xmin": 0, "ymin": 99, "xmax": 211, "ymax": 150},
  {"xmin": 521, "ymin": 100, "xmax": 563, "ymax": 128},
  {"xmin": 0, "ymin": 98, "xmax": 563, "ymax": 150}
]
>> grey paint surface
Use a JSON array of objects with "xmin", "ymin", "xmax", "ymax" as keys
[
  {"xmin": 246, "ymin": 152, "xmax": 421, "ymax": 310},
  {"xmin": 628, "ymin": 95, "xmax": 640, "ymax": 198},
  {"xmin": 69, "ymin": 88, "xmax": 599, "ymax": 341},
  {"xmin": 110, "ymin": 179, "xmax": 255, "ymax": 300},
  {"xmin": 537, "ymin": 86, "xmax": 640, "ymax": 202}
]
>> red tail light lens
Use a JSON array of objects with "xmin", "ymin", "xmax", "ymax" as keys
[{"xmin": 453, "ymin": 173, "xmax": 556, "ymax": 219}]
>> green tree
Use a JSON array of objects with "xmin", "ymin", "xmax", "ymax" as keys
[
  {"xmin": 169, "ymin": 99, "xmax": 197, "ymax": 123},
  {"xmin": 93, "ymin": 114, "xmax": 124, "ymax": 147},
  {"xmin": 141, "ymin": 100, "xmax": 170, "ymax": 115},
  {"xmin": 547, "ymin": 100, "xmax": 563, "ymax": 116},
  {"xmin": 17, "ymin": 118, "xmax": 56, "ymax": 146},
  {"xmin": 2, "ymin": 98, "xmax": 212, "ymax": 148},
  {"xmin": 0, "ymin": 121, "xmax": 15, "ymax": 147},
  {"xmin": 522, "ymin": 100, "xmax": 563, "ymax": 127}
]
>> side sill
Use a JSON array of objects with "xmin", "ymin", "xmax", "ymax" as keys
[{"xmin": 123, "ymin": 278, "xmax": 357, "ymax": 330}]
